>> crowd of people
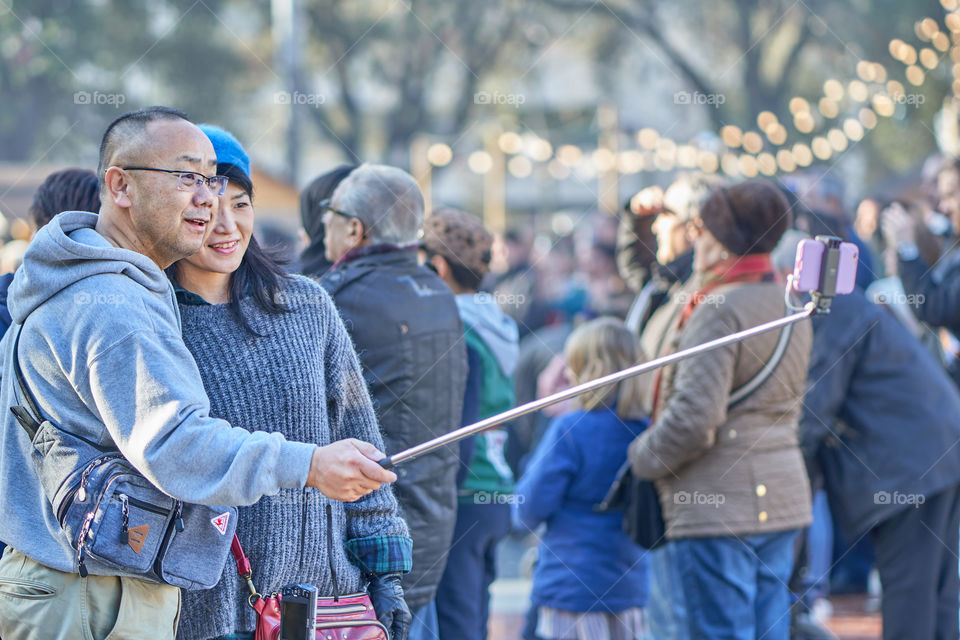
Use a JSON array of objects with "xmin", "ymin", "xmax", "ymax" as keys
[{"xmin": 0, "ymin": 104, "xmax": 956, "ymax": 640}]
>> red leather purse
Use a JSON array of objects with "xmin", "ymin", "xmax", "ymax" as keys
[{"xmin": 231, "ymin": 532, "xmax": 388, "ymax": 640}]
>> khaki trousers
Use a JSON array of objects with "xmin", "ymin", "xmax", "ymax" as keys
[{"xmin": 0, "ymin": 546, "xmax": 180, "ymax": 640}]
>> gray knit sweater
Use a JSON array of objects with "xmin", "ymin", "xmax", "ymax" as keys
[{"xmin": 176, "ymin": 275, "xmax": 409, "ymax": 640}]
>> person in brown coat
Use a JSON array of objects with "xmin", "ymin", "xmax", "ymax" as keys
[{"xmin": 629, "ymin": 179, "xmax": 812, "ymax": 640}]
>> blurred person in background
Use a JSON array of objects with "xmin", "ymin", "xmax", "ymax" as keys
[
  {"xmin": 299, "ymin": 164, "xmax": 356, "ymax": 278},
  {"xmin": 629, "ymin": 180, "xmax": 812, "ymax": 640},
  {"xmin": 883, "ymin": 157, "xmax": 960, "ymax": 386},
  {"xmin": 488, "ymin": 226, "xmax": 539, "ymax": 336},
  {"xmin": 516, "ymin": 318, "xmax": 651, "ymax": 640},
  {"xmin": 773, "ymin": 231, "xmax": 960, "ymax": 640},
  {"xmin": 616, "ymin": 173, "xmax": 722, "ymax": 336},
  {"xmin": 421, "ymin": 207, "xmax": 520, "ymax": 640},
  {"xmin": 0, "ymin": 167, "xmax": 100, "ymax": 330},
  {"xmin": 854, "ymin": 196, "xmax": 888, "ymax": 277},
  {"xmin": 169, "ymin": 126, "xmax": 412, "ymax": 640},
  {"xmin": 28, "ymin": 167, "xmax": 100, "ymax": 230},
  {"xmin": 320, "ymin": 165, "xmax": 468, "ymax": 640},
  {"xmin": 576, "ymin": 214, "xmax": 632, "ymax": 318}
]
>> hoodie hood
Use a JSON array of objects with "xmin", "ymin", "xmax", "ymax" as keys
[
  {"xmin": 456, "ymin": 293, "xmax": 519, "ymax": 377},
  {"xmin": 8, "ymin": 211, "xmax": 171, "ymax": 324}
]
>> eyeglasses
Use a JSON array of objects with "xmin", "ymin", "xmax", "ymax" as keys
[
  {"xmin": 121, "ymin": 166, "xmax": 228, "ymax": 196},
  {"xmin": 319, "ymin": 199, "xmax": 357, "ymax": 220}
]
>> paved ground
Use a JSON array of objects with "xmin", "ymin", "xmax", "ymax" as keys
[
  {"xmin": 486, "ymin": 533, "xmax": 884, "ymax": 640},
  {"xmin": 486, "ymin": 580, "xmax": 883, "ymax": 639}
]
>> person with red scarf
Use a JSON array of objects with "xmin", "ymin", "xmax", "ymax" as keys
[{"xmin": 629, "ymin": 179, "xmax": 813, "ymax": 640}]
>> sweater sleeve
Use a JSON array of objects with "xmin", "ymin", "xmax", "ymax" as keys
[
  {"xmin": 514, "ymin": 414, "xmax": 579, "ymax": 531},
  {"xmin": 322, "ymin": 294, "xmax": 412, "ymax": 572},
  {"xmin": 629, "ymin": 304, "xmax": 738, "ymax": 480}
]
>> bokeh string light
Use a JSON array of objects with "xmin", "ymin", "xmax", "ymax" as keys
[{"xmin": 419, "ymin": 6, "xmax": 960, "ymax": 182}]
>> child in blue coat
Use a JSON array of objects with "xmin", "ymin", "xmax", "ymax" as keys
[{"xmin": 515, "ymin": 317, "xmax": 652, "ymax": 640}]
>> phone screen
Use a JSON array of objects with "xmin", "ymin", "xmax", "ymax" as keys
[{"xmin": 280, "ymin": 599, "xmax": 309, "ymax": 640}]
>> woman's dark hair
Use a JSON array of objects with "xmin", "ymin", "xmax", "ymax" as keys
[
  {"xmin": 299, "ymin": 164, "xmax": 358, "ymax": 276},
  {"xmin": 169, "ymin": 163, "xmax": 291, "ymax": 335},
  {"xmin": 29, "ymin": 168, "xmax": 100, "ymax": 228}
]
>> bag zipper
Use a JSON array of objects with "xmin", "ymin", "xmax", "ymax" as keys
[
  {"xmin": 314, "ymin": 603, "xmax": 368, "ymax": 616},
  {"xmin": 117, "ymin": 493, "xmax": 175, "ymax": 542},
  {"xmin": 315, "ymin": 619, "xmax": 389, "ymax": 633},
  {"xmin": 57, "ymin": 453, "xmax": 124, "ymax": 524}
]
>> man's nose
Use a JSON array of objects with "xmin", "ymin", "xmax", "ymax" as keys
[{"xmin": 193, "ymin": 181, "xmax": 216, "ymax": 208}]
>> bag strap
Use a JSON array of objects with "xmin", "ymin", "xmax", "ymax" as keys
[
  {"xmin": 728, "ymin": 321, "xmax": 794, "ymax": 409},
  {"xmin": 10, "ymin": 324, "xmax": 42, "ymax": 439},
  {"xmin": 230, "ymin": 501, "xmax": 343, "ymax": 605}
]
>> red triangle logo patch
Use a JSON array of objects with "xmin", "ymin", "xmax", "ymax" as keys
[{"xmin": 211, "ymin": 512, "xmax": 230, "ymax": 536}]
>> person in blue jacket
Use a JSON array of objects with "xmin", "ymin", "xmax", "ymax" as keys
[{"xmin": 515, "ymin": 317, "xmax": 651, "ymax": 640}]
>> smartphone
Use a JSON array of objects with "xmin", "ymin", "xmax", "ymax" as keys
[
  {"xmin": 280, "ymin": 583, "xmax": 317, "ymax": 640},
  {"xmin": 792, "ymin": 236, "xmax": 858, "ymax": 295}
]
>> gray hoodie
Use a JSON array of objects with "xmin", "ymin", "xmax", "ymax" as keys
[{"xmin": 0, "ymin": 211, "xmax": 316, "ymax": 573}]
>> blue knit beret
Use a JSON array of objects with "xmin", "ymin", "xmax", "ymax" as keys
[{"xmin": 198, "ymin": 124, "xmax": 250, "ymax": 179}]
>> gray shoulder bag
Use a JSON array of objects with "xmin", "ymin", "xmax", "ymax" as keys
[{"xmin": 10, "ymin": 325, "xmax": 238, "ymax": 590}]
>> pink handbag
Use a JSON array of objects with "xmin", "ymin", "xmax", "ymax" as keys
[{"xmin": 231, "ymin": 534, "xmax": 388, "ymax": 640}]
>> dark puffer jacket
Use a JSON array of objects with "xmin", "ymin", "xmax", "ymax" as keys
[{"xmin": 321, "ymin": 247, "xmax": 468, "ymax": 612}]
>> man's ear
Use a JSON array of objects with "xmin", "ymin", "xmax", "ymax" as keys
[
  {"xmin": 349, "ymin": 218, "xmax": 368, "ymax": 243},
  {"xmin": 430, "ymin": 254, "xmax": 450, "ymax": 279},
  {"xmin": 103, "ymin": 167, "xmax": 132, "ymax": 208}
]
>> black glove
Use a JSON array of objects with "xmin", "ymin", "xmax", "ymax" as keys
[{"xmin": 367, "ymin": 573, "xmax": 411, "ymax": 640}]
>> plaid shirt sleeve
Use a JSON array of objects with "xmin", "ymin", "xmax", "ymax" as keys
[{"xmin": 346, "ymin": 534, "xmax": 413, "ymax": 575}]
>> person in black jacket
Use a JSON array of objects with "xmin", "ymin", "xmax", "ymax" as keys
[
  {"xmin": 320, "ymin": 164, "xmax": 468, "ymax": 640},
  {"xmin": 774, "ymin": 233, "xmax": 960, "ymax": 640}
]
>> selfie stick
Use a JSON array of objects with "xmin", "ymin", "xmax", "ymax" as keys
[{"xmin": 379, "ymin": 236, "xmax": 849, "ymax": 470}]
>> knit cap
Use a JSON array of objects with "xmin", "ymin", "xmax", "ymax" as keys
[{"xmin": 198, "ymin": 124, "xmax": 250, "ymax": 178}]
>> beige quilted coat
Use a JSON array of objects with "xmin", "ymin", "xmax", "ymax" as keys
[{"xmin": 629, "ymin": 278, "xmax": 813, "ymax": 539}]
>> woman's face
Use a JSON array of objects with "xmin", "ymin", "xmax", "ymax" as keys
[
  {"xmin": 180, "ymin": 181, "xmax": 254, "ymax": 276},
  {"xmin": 692, "ymin": 225, "xmax": 729, "ymax": 274}
]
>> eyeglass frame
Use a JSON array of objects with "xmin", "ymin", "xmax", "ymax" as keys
[
  {"xmin": 318, "ymin": 198, "xmax": 359, "ymax": 221},
  {"xmin": 120, "ymin": 166, "xmax": 228, "ymax": 196}
]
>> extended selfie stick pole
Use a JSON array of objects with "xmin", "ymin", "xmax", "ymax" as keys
[{"xmin": 379, "ymin": 300, "xmax": 819, "ymax": 470}]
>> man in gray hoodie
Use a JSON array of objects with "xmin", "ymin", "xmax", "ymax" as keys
[{"xmin": 0, "ymin": 106, "xmax": 396, "ymax": 639}]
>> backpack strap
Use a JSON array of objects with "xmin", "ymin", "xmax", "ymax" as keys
[{"xmin": 728, "ymin": 321, "xmax": 794, "ymax": 409}]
